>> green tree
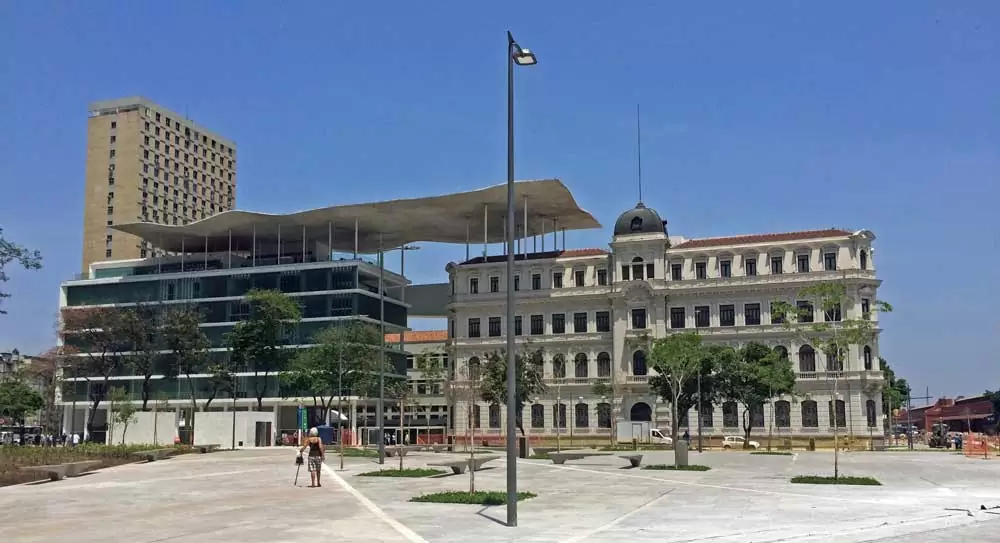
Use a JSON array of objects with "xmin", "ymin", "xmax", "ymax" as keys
[
  {"xmin": 0, "ymin": 228, "xmax": 42, "ymax": 314},
  {"xmin": 879, "ymin": 357, "xmax": 910, "ymax": 412},
  {"xmin": 984, "ymin": 390, "xmax": 1000, "ymax": 432},
  {"xmin": 61, "ymin": 307, "xmax": 132, "ymax": 437},
  {"xmin": 715, "ymin": 343, "xmax": 796, "ymax": 448},
  {"xmin": 649, "ymin": 343, "xmax": 733, "ymax": 445},
  {"xmin": 161, "ymin": 306, "xmax": 210, "ymax": 443},
  {"xmin": 226, "ymin": 289, "xmax": 302, "ymax": 410},
  {"xmin": 282, "ymin": 322, "xmax": 383, "ymax": 423},
  {"xmin": 647, "ymin": 332, "xmax": 706, "ymax": 448},
  {"xmin": 415, "ymin": 349, "xmax": 447, "ymax": 440},
  {"xmin": 0, "ymin": 378, "xmax": 44, "ymax": 443},
  {"xmin": 109, "ymin": 386, "xmax": 138, "ymax": 444},
  {"xmin": 478, "ymin": 346, "xmax": 546, "ymax": 436},
  {"xmin": 121, "ymin": 305, "xmax": 168, "ymax": 411}
]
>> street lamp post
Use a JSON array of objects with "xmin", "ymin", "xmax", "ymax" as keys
[
  {"xmin": 505, "ymin": 30, "xmax": 537, "ymax": 528},
  {"xmin": 378, "ymin": 237, "xmax": 386, "ymax": 465}
]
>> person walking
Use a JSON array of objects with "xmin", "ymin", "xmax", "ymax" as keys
[{"xmin": 298, "ymin": 427, "xmax": 325, "ymax": 488}]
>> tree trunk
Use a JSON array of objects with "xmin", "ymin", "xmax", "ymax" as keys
[
  {"xmin": 742, "ymin": 409, "xmax": 752, "ymax": 449},
  {"xmin": 186, "ymin": 374, "xmax": 198, "ymax": 445},
  {"xmin": 141, "ymin": 377, "xmax": 151, "ymax": 411},
  {"xmin": 86, "ymin": 376, "xmax": 111, "ymax": 441}
]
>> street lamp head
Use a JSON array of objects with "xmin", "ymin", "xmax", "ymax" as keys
[{"xmin": 513, "ymin": 48, "xmax": 537, "ymax": 66}]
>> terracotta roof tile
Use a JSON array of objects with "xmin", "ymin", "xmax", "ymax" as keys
[
  {"xmin": 672, "ymin": 229, "xmax": 853, "ymax": 250},
  {"xmin": 384, "ymin": 330, "xmax": 448, "ymax": 344},
  {"xmin": 459, "ymin": 248, "xmax": 608, "ymax": 266}
]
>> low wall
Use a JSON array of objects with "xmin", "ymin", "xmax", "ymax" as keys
[
  {"xmin": 192, "ymin": 411, "xmax": 277, "ymax": 448},
  {"xmin": 107, "ymin": 411, "xmax": 178, "ymax": 446}
]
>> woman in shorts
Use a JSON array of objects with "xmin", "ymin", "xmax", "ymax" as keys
[{"xmin": 299, "ymin": 427, "xmax": 325, "ymax": 487}]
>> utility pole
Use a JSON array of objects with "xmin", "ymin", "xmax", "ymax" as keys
[{"xmin": 904, "ymin": 387, "xmax": 933, "ymax": 450}]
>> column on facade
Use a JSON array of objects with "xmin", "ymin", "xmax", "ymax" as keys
[{"xmin": 482, "ymin": 204, "xmax": 488, "ymax": 258}]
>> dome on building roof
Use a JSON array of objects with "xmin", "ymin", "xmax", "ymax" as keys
[{"xmin": 613, "ymin": 202, "xmax": 666, "ymax": 236}]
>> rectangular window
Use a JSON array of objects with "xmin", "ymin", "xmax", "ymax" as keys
[
  {"xmin": 744, "ymin": 303, "xmax": 761, "ymax": 325},
  {"xmin": 646, "ymin": 263, "xmax": 654, "ymax": 279},
  {"xmin": 110, "ymin": 121, "xmax": 116, "ymax": 129},
  {"xmin": 631, "ymin": 308, "xmax": 647, "ymax": 329},
  {"xmin": 597, "ymin": 269, "xmax": 607, "ymax": 286},
  {"xmin": 531, "ymin": 273, "xmax": 541, "ymax": 290},
  {"xmin": 824, "ymin": 252, "xmax": 837, "ymax": 271},
  {"xmin": 720, "ymin": 260, "xmax": 731, "ymax": 278},
  {"xmin": 513, "ymin": 275, "xmax": 520, "ymax": 291},
  {"xmin": 488, "ymin": 317, "xmax": 502, "ymax": 337},
  {"xmin": 468, "ymin": 318, "xmax": 481, "ymax": 338},
  {"xmin": 671, "ymin": 263, "xmax": 682, "ymax": 280},
  {"xmin": 770, "ymin": 256, "xmax": 783, "ymax": 275},
  {"xmin": 796, "ymin": 301, "xmax": 814, "ymax": 323},
  {"xmin": 514, "ymin": 316, "xmax": 522, "ymax": 336},
  {"xmin": 489, "ymin": 276, "xmax": 499, "ymax": 293},
  {"xmin": 746, "ymin": 259, "xmax": 757, "ymax": 276},
  {"xmin": 695, "ymin": 306, "xmax": 710, "ymax": 328},
  {"xmin": 574, "ymin": 270, "xmax": 585, "ymax": 287},
  {"xmin": 861, "ymin": 298, "xmax": 871, "ymax": 320},
  {"xmin": 573, "ymin": 312, "xmax": 588, "ymax": 333},
  {"xmin": 108, "ymin": 149, "xmax": 116, "ymax": 158},
  {"xmin": 530, "ymin": 314, "xmax": 544, "ymax": 335},
  {"xmin": 824, "ymin": 304, "xmax": 842, "ymax": 322},
  {"xmin": 670, "ymin": 307, "xmax": 686, "ymax": 329},
  {"xmin": 797, "ymin": 254, "xmax": 810, "ymax": 273},
  {"xmin": 695, "ymin": 262, "xmax": 707, "ymax": 279},
  {"xmin": 469, "ymin": 277, "xmax": 479, "ymax": 294},
  {"xmin": 720, "ymin": 305, "xmax": 735, "ymax": 326},
  {"xmin": 596, "ymin": 311, "xmax": 610, "ymax": 332},
  {"xmin": 552, "ymin": 272, "xmax": 563, "ymax": 288},
  {"xmin": 621, "ymin": 265, "xmax": 630, "ymax": 281},
  {"xmin": 552, "ymin": 313, "xmax": 565, "ymax": 334},
  {"xmin": 633, "ymin": 263, "xmax": 644, "ymax": 280},
  {"xmin": 109, "ymin": 135, "xmax": 116, "ymax": 144}
]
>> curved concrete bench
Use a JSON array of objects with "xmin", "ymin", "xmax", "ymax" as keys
[
  {"xmin": 429, "ymin": 456, "xmax": 499, "ymax": 475},
  {"xmin": 195, "ymin": 444, "xmax": 221, "ymax": 453},
  {"xmin": 23, "ymin": 461, "xmax": 101, "ymax": 481},
  {"xmin": 133, "ymin": 448, "xmax": 176, "ymax": 462},
  {"xmin": 619, "ymin": 454, "xmax": 643, "ymax": 468},
  {"xmin": 549, "ymin": 452, "xmax": 611, "ymax": 465}
]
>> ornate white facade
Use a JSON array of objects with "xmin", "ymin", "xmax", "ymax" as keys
[{"xmin": 446, "ymin": 203, "xmax": 885, "ymax": 439}]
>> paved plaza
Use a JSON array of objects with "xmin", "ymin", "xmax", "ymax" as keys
[{"xmin": 2, "ymin": 448, "xmax": 999, "ymax": 542}]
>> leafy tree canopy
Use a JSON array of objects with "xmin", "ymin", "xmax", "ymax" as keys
[
  {"xmin": 0, "ymin": 378, "xmax": 44, "ymax": 424},
  {"xmin": 0, "ymin": 227, "xmax": 42, "ymax": 314},
  {"xmin": 478, "ymin": 346, "xmax": 546, "ymax": 436},
  {"xmin": 714, "ymin": 342, "xmax": 796, "ymax": 446}
]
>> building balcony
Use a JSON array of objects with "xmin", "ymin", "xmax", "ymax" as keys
[
  {"xmin": 449, "ymin": 284, "xmax": 612, "ymax": 305},
  {"xmin": 663, "ymin": 269, "xmax": 879, "ymax": 292}
]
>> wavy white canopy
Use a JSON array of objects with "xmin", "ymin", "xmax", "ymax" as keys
[{"xmin": 112, "ymin": 178, "xmax": 601, "ymax": 254}]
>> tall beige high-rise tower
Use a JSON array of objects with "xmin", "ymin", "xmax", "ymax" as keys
[{"xmin": 81, "ymin": 97, "xmax": 237, "ymax": 272}]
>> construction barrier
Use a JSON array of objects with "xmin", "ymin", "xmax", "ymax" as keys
[{"xmin": 963, "ymin": 433, "xmax": 998, "ymax": 459}]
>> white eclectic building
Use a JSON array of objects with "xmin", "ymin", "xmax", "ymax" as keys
[{"xmin": 446, "ymin": 201, "xmax": 884, "ymax": 439}]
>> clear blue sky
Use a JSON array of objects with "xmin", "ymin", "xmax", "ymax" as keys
[{"xmin": 1, "ymin": 2, "xmax": 997, "ymax": 399}]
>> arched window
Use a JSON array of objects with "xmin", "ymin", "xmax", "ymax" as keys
[
  {"xmin": 597, "ymin": 403, "xmax": 612, "ymax": 428},
  {"xmin": 722, "ymin": 401, "xmax": 739, "ymax": 427},
  {"xmin": 471, "ymin": 404, "xmax": 481, "ymax": 429},
  {"xmin": 553, "ymin": 403, "xmax": 566, "ymax": 429},
  {"xmin": 860, "ymin": 250, "xmax": 868, "ymax": 270},
  {"xmin": 632, "ymin": 350, "xmax": 647, "ymax": 376},
  {"xmin": 530, "ymin": 404, "xmax": 544, "ymax": 428},
  {"xmin": 863, "ymin": 346, "xmax": 873, "ymax": 370},
  {"xmin": 700, "ymin": 403, "xmax": 714, "ymax": 428},
  {"xmin": 574, "ymin": 353, "xmax": 589, "ymax": 378},
  {"xmin": 774, "ymin": 346, "xmax": 789, "ymax": 360},
  {"xmin": 467, "ymin": 357, "xmax": 481, "ymax": 380},
  {"xmin": 798, "ymin": 345, "xmax": 816, "ymax": 372},
  {"xmin": 825, "ymin": 347, "xmax": 844, "ymax": 372},
  {"xmin": 866, "ymin": 399, "xmax": 877, "ymax": 427},
  {"xmin": 488, "ymin": 404, "xmax": 501, "ymax": 428},
  {"xmin": 801, "ymin": 400, "xmax": 818, "ymax": 428},
  {"xmin": 552, "ymin": 354, "xmax": 566, "ymax": 378},
  {"xmin": 632, "ymin": 256, "xmax": 645, "ymax": 281},
  {"xmin": 750, "ymin": 403, "xmax": 765, "ymax": 428},
  {"xmin": 597, "ymin": 352, "xmax": 611, "ymax": 377},
  {"xmin": 774, "ymin": 401, "xmax": 791, "ymax": 428},
  {"xmin": 575, "ymin": 403, "xmax": 589, "ymax": 428},
  {"xmin": 828, "ymin": 399, "xmax": 846, "ymax": 428}
]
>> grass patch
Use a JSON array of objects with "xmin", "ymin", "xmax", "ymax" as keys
[
  {"xmin": 642, "ymin": 464, "xmax": 712, "ymax": 471},
  {"xmin": 750, "ymin": 451, "xmax": 794, "ymax": 456},
  {"xmin": 0, "ymin": 443, "xmax": 193, "ymax": 487},
  {"xmin": 599, "ymin": 444, "xmax": 674, "ymax": 452},
  {"xmin": 334, "ymin": 447, "xmax": 379, "ymax": 458},
  {"xmin": 357, "ymin": 468, "xmax": 445, "ymax": 478},
  {"xmin": 528, "ymin": 453, "xmax": 551, "ymax": 460},
  {"xmin": 790, "ymin": 475, "xmax": 882, "ymax": 486},
  {"xmin": 410, "ymin": 490, "xmax": 537, "ymax": 505}
]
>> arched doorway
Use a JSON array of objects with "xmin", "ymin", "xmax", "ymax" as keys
[{"xmin": 629, "ymin": 402, "xmax": 652, "ymax": 422}]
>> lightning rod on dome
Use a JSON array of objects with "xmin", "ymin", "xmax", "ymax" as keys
[{"xmin": 636, "ymin": 103, "xmax": 643, "ymax": 204}]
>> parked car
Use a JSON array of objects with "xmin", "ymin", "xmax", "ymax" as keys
[{"xmin": 722, "ymin": 435, "xmax": 760, "ymax": 449}]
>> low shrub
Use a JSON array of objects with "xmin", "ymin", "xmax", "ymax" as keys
[
  {"xmin": 410, "ymin": 490, "xmax": 537, "ymax": 505},
  {"xmin": 642, "ymin": 464, "xmax": 711, "ymax": 471},
  {"xmin": 358, "ymin": 468, "xmax": 445, "ymax": 477},
  {"xmin": 790, "ymin": 475, "xmax": 881, "ymax": 486},
  {"xmin": 0, "ymin": 443, "xmax": 193, "ymax": 487}
]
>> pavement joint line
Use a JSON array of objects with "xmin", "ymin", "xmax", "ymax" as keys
[
  {"xmin": 561, "ymin": 488, "xmax": 676, "ymax": 543},
  {"xmin": 322, "ymin": 463, "xmax": 428, "ymax": 543},
  {"xmin": 11, "ymin": 468, "xmax": 272, "ymax": 492},
  {"xmin": 512, "ymin": 459, "xmax": 908, "ymax": 506}
]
